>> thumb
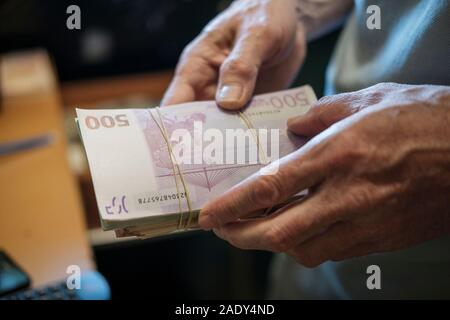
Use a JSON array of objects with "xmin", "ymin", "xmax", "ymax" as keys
[
  {"xmin": 216, "ymin": 27, "xmax": 278, "ymax": 110},
  {"xmin": 287, "ymin": 94, "xmax": 355, "ymax": 136}
]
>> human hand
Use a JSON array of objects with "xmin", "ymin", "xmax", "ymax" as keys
[
  {"xmin": 199, "ymin": 83, "xmax": 450, "ymax": 267},
  {"xmin": 161, "ymin": 0, "xmax": 306, "ymax": 110}
]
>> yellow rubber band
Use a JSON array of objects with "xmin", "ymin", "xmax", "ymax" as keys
[
  {"xmin": 148, "ymin": 108, "xmax": 194, "ymax": 230},
  {"xmin": 147, "ymin": 108, "xmax": 272, "ymax": 231},
  {"xmin": 238, "ymin": 111, "xmax": 273, "ymax": 216},
  {"xmin": 238, "ymin": 111, "xmax": 269, "ymax": 165}
]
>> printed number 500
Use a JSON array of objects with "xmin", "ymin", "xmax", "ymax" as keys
[{"xmin": 85, "ymin": 114, "xmax": 129, "ymax": 129}]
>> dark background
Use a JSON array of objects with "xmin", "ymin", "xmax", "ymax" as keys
[
  {"xmin": 0, "ymin": 0, "xmax": 340, "ymax": 299},
  {"xmin": 0, "ymin": 0, "xmax": 339, "ymax": 95},
  {"xmin": 0, "ymin": 0, "xmax": 233, "ymax": 81}
]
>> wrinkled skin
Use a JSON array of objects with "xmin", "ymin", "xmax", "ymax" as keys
[
  {"xmin": 199, "ymin": 83, "xmax": 450, "ymax": 267},
  {"xmin": 161, "ymin": 0, "xmax": 306, "ymax": 109},
  {"xmin": 161, "ymin": 0, "xmax": 450, "ymax": 267}
]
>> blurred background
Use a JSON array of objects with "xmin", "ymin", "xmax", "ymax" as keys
[{"xmin": 0, "ymin": 0, "xmax": 341, "ymax": 299}]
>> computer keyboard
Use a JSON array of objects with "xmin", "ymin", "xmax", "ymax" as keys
[
  {"xmin": 1, "ymin": 271, "xmax": 110, "ymax": 300},
  {"xmin": 3, "ymin": 281, "xmax": 79, "ymax": 300}
]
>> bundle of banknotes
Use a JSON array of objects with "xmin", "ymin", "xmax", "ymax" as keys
[{"xmin": 76, "ymin": 85, "xmax": 317, "ymax": 239}]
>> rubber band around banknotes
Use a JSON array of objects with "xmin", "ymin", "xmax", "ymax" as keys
[
  {"xmin": 237, "ymin": 111, "xmax": 269, "ymax": 165},
  {"xmin": 147, "ymin": 107, "xmax": 194, "ymax": 230},
  {"xmin": 237, "ymin": 111, "xmax": 273, "ymax": 217},
  {"xmin": 147, "ymin": 107, "xmax": 274, "ymax": 230}
]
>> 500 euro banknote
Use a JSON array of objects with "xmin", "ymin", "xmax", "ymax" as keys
[{"xmin": 76, "ymin": 85, "xmax": 317, "ymax": 238}]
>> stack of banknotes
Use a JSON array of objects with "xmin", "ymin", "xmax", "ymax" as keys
[{"xmin": 76, "ymin": 85, "xmax": 317, "ymax": 239}]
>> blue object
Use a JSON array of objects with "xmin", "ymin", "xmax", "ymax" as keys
[
  {"xmin": 0, "ymin": 133, "xmax": 54, "ymax": 156},
  {"xmin": 1, "ymin": 271, "xmax": 110, "ymax": 300}
]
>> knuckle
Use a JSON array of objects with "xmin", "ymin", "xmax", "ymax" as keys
[
  {"xmin": 363, "ymin": 82, "xmax": 403, "ymax": 102},
  {"xmin": 365, "ymin": 89, "xmax": 385, "ymax": 105},
  {"xmin": 221, "ymin": 58, "xmax": 257, "ymax": 79},
  {"xmin": 331, "ymin": 132, "xmax": 367, "ymax": 166},
  {"xmin": 305, "ymin": 104, "xmax": 332, "ymax": 129},
  {"xmin": 247, "ymin": 22, "xmax": 282, "ymax": 43},
  {"xmin": 316, "ymin": 95, "xmax": 334, "ymax": 106},
  {"xmin": 348, "ymin": 186, "xmax": 373, "ymax": 209},
  {"xmin": 316, "ymin": 108, "xmax": 332, "ymax": 129},
  {"xmin": 312, "ymin": 95, "xmax": 354, "ymax": 128},
  {"xmin": 250, "ymin": 176, "xmax": 283, "ymax": 207},
  {"xmin": 317, "ymin": 92, "xmax": 351, "ymax": 106}
]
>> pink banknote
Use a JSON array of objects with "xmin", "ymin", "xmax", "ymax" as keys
[{"xmin": 76, "ymin": 85, "xmax": 317, "ymax": 232}]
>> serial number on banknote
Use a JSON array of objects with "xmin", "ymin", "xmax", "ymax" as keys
[{"xmin": 137, "ymin": 192, "xmax": 187, "ymax": 204}]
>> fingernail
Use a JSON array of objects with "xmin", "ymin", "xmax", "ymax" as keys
[{"xmin": 218, "ymin": 84, "xmax": 243, "ymax": 104}]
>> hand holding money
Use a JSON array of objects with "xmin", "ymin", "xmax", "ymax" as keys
[
  {"xmin": 161, "ymin": 0, "xmax": 307, "ymax": 109},
  {"xmin": 77, "ymin": 86, "xmax": 317, "ymax": 239},
  {"xmin": 201, "ymin": 83, "xmax": 450, "ymax": 267}
]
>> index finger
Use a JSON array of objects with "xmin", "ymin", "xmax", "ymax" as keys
[
  {"xmin": 161, "ymin": 77, "xmax": 196, "ymax": 107},
  {"xmin": 161, "ymin": 33, "xmax": 229, "ymax": 106},
  {"xmin": 199, "ymin": 143, "xmax": 331, "ymax": 230},
  {"xmin": 160, "ymin": 53, "xmax": 220, "ymax": 106}
]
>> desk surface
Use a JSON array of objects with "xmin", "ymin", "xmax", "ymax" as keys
[
  {"xmin": 61, "ymin": 70, "xmax": 173, "ymax": 108},
  {"xmin": 0, "ymin": 50, "xmax": 94, "ymax": 287}
]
